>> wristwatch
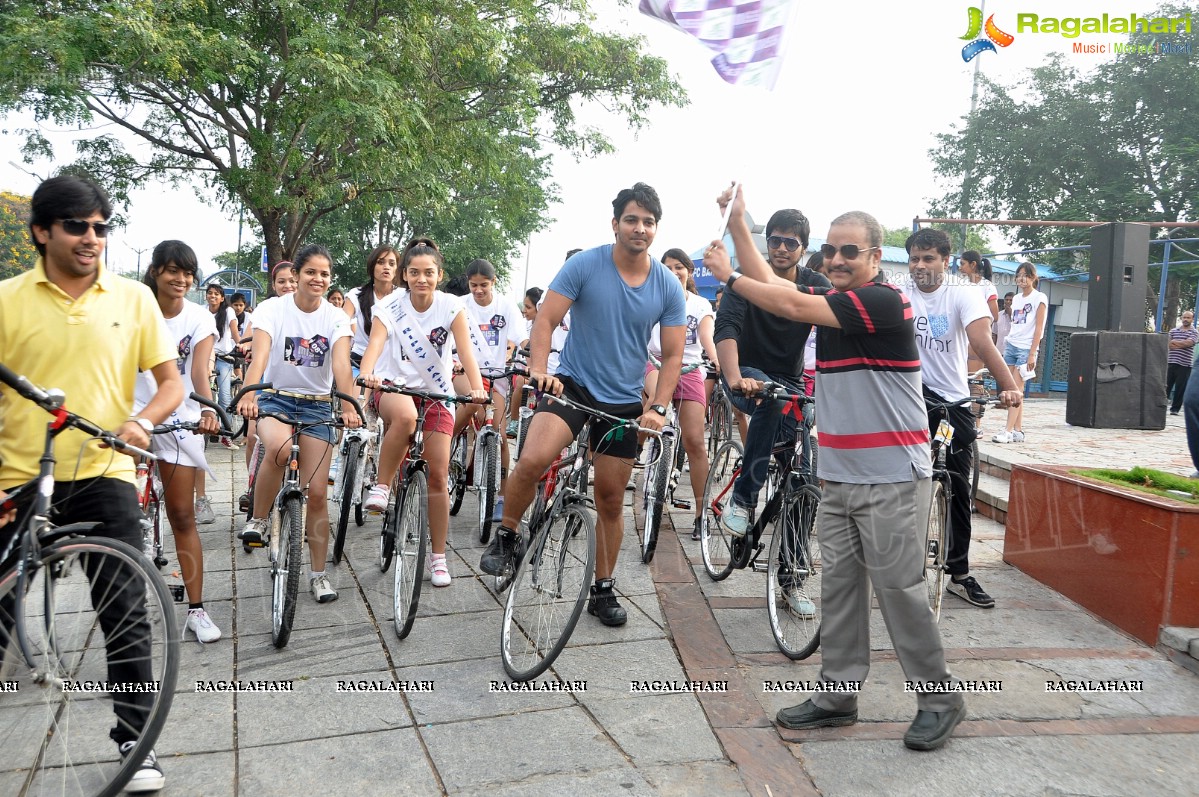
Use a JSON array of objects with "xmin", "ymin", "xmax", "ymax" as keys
[
  {"xmin": 130, "ymin": 417, "xmax": 154, "ymax": 434},
  {"xmin": 725, "ymin": 271, "xmax": 742, "ymax": 288},
  {"xmin": 650, "ymin": 404, "xmax": 668, "ymax": 417}
]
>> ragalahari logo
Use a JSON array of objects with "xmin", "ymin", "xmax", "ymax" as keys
[{"xmin": 960, "ymin": 7, "xmax": 1015, "ymax": 61}]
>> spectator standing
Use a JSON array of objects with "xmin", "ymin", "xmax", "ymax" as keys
[{"xmin": 1167, "ymin": 310, "xmax": 1197, "ymax": 416}]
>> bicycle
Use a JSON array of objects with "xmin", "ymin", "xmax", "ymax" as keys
[
  {"xmin": 500, "ymin": 392, "xmax": 657, "ymax": 681},
  {"xmin": 232, "ymin": 383, "xmax": 363, "ymax": 648},
  {"xmin": 366, "ymin": 380, "xmax": 485, "ymax": 640},
  {"xmin": 330, "ymin": 401, "xmax": 383, "ymax": 565},
  {"xmin": 966, "ymin": 368, "xmax": 994, "ymax": 513},
  {"xmin": 638, "ymin": 358, "xmax": 701, "ymax": 564},
  {"xmin": 699, "ymin": 383, "xmax": 822, "ymax": 660},
  {"xmin": 925, "ymin": 394, "xmax": 1000, "ymax": 622},
  {"xmin": 0, "ymin": 362, "xmax": 180, "ymax": 797},
  {"xmin": 706, "ymin": 363, "xmax": 735, "ymax": 457}
]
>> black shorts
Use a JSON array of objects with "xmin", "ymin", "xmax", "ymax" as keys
[{"xmin": 537, "ymin": 375, "xmax": 642, "ymax": 461}]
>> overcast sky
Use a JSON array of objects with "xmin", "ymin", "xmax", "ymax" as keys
[{"xmin": 0, "ymin": 1, "xmax": 1155, "ymax": 298}]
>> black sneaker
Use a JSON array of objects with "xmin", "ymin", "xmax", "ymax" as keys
[
  {"xmin": 691, "ymin": 517, "xmax": 702, "ymax": 541},
  {"xmin": 238, "ymin": 491, "xmax": 251, "ymax": 514},
  {"xmin": 480, "ymin": 526, "xmax": 520, "ymax": 576},
  {"xmin": 118, "ymin": 740, "xmax": 165, "ymax": 793},
  {"xmin": 587, "ymin": 578, "xmax": 627, "ymax": 626},
  {"xmin": 947, "ymin": 575, "xmax": 995, "ymax": 608}
]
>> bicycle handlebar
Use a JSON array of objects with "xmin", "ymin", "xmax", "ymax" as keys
[
  {"xmin": 355, "ymin": 377, "xmax": 490, "ymax": 406},
  {"xmin": 231, "ymin": 382, "xmax": 366, "ymax": 432},
  {"xmin": 925, "ymin": 396, "xmax": 1003, "ymax": 411},
  {"xmin": 647, "ymin": 354, "xmax": 703, "ymax": 375},
  {"xmin": 542, "ymin": 392, "xmax": 662, "ymax": 437},
  {"xmin": 153, "ymin": 393, "xmax": 237, "ymax": 438},
  {"xmin": 0, "ymin": 361, "xmax": 157, "ymax": 460}
]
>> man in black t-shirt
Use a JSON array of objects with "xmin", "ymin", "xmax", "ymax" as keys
[{"xmin": 713, "ymin": 209, "xmax": 830, "ymax": 578}]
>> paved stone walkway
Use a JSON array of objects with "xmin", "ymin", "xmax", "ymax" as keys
[{"xmin": 11, "ymin": 397, "xmax": 1199, "ymax": 796}]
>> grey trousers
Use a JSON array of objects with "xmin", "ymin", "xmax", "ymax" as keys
[{"xmin": 811, "ymin": 477, "xmax": 963, "ymax": 713}]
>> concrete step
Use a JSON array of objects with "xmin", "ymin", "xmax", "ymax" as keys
[
  {"xmin": 1159, "ymin": 626, "xmax": 1199, "ymax": 676},
  {"xmin": 974, "ymin": 470, "xmax": 1009, "ymax": 524}
]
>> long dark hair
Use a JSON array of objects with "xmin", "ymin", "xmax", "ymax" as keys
[
  {"xmin": 662, "ymin": 247, "xmax": 697, "ymax": 294},
  {"xmin": 357, "ymin": 244, "xmax": 400, "ymax": 337},
  {"xmin": 142, "ymin": 240, "xmax": 199, "ymax": 297},
  {"xmin": 205, "ymin": 281, "xmax": 230, "ymax": 339}
]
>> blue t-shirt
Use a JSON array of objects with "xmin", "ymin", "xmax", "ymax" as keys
[{"xmin": 550, "ymin": 244, "xmax": 686, "ymax": 403}]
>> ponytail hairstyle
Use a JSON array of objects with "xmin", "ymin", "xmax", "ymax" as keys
[
  {"xmin": 398, "ymin": 236, "xmax": 444, "ymax": 289},
  {"xmin": 464, "ymin": 258, "xmax": 497, "ymax": 281},
  {"xmin": 662, "ymin": 247, "xmax": 697, "ymax": 294},
  {"xmin": 267, "ymin": 260, "xmax": 296, "ymax": 298},
  {"xmin": 357, "ymin": 244, "xmax": 400, "ymax": 337},
  {"xmin": 524, "ymin": 286, "xmax": 543, "ymax": 306},
  {"xmin": 142, "ymin": 239, "xmax": 199, "ymax": 297},
  {"xmin": 1016, "ymin": 261, "xmax": 1039, "ymax": 288},
  {"xmin": 978, "ymin": 257, "xmax": 993, "ymax": 281}
]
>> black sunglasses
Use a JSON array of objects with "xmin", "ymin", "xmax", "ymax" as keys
[
  {"xmin": 766, "ymin": 235, "xmax": 802, "ymax": 252},
  {"xmin": 59, "ymin": 218, "xmax": 111, "ymax": 238},
  {"xmin": 820, "ymin": 243, "xmax": 878, "ymax": 260}
]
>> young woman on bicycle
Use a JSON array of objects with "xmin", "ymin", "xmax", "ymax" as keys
[
  {"xmin": 327, "ymin": 288, "xmax": 345, "ymax": 308},
  {"xmin": 137, "ymin": 240, "xmax": 225, "ymax": 642},
  {"xmin": 237, "ymin": 262, "xmax": 298, "ymax": 512},
  {"xmin": 454, "ymin": 258, "xmax": 524, "ymax": 521},
  {"xmin": 343, "ymin": 245, "xmax": 400, "ymax": 373},
  {"xmin": 358, "ymin": 238, "xmax": 487, "ymax": 587},
  {"xmin": 508, "ymin": 286, "xmax": 543, "ymax": 436},
  {"xmin": 644, "ymin": 249, "xmax": 719, "ymax": 541},
  {"xmin": 236, "ymin": 245, "xmax": 361, "ymax": 603}
]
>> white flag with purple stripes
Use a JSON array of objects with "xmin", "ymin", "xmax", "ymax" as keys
[{"xmin": 638, "ymin": 0, "xmax": 797, "ymax": 90}]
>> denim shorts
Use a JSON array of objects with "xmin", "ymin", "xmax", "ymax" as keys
[
  {"xmin": 1002, "ymin": 342, "xmax": 1030, "ymax": 367},
  {"xmin": 257, "ymin": 392, "xmax": 337, "ymax": 445}
]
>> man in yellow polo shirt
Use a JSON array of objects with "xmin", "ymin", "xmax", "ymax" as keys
[{"xmin": 0, "ymin": 175, "xmax": 182, "ymax": 793}]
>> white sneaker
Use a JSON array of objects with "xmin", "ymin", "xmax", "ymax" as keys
[
  {"xmin": 238, "ymin": 517, "xmax": 269, "ymax": 547},
  {"xmin": 327, "ymin": 453, "xmax": 340, "ymax": 485},
  {"xmin": 991, "ymin": 431, "xmax": 1012, "ymax": 444},
  {"xmin": 1011, "ymin": 430, "xmax": 1025, "ymax": 443},
  {"xmin": 310, "ymin": 573, "xmax": 338, "ymax": 603},
  {"xmin": 724, "ymin": 503, "xmax": 751, "ymax": 537},
  {"xmin": 118, "ymin": 741, "xmax": 165, "ymax": 793},
  {"xmin": 427, "ymin": 554, "xmax": 451, "ymax": 587},
  {"xmin": 194, "ymin": 496, "xmax": 215, "ymax": 525},
  {"xmin": 184, "ymin": 608, "xmax": 222, "ymax": 643},
  {"xmin": 364, "ymin": 484, "xmax": 389, "ymax": 513}
]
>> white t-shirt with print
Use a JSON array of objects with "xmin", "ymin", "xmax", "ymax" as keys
[
  {"xmin": 900, "ymin": 276, "xmax": 990, "ymax": 401},
  {"xmin": 648, "ymin": 291, "xmax": 714, "ymax": 365},
  {"xmin": 135, "ymin": 300, "xmax": 219, "ymax": 422},
  {"xmin": 252, "ymin": 294, "xmax": 352, "ymax": 395},
  {"xmin": 1007, "ymin": 289, "xmax": 1048, "ymax": 350},
  {"xmin": 976, "ymin": 278, "xmax": 998, "ymax": 306},
  {"xmin": 212, "ymin": 306, "xmax": 238, "ymax": 354},
  {"xmin": 535, "ymin": 295, "xmax": 570, "ymax": 376},
  {"xmin": 375, "ymin": 290, "xmax": 463, "ymax": 395},
  {"xmin": 463, "ymin": 293, "xmax": 524, "ymax": 373}
]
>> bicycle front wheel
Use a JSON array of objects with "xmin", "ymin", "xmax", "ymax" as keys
[
  {"xmin": 272, "ymin": 496, "xmax": 304, "ymax": 648},
  {"xmin": 767, "ymin": 483, "xmax": 822, "ymax": 659},
  {"xmin": 700, "ymin": 440, "xmax": 742, "ymax": 581},
  {"xmin": 639, "ymin": 435, "xmax": 670, "ymax": 565},
  {"xmin": 393, "ymin": 470, "xmax": 428, "ymax": 639},
  {"xmin": 449, "ymin": 431, "xmax": 468, "ymax": 517},
  {"xmin": 926, "ymin": 478, "xmax": 950, "ymax": 622},
  {"xmin": 501, "ymin": 503, "xmax": 595, "ymax": 681},
  {"xmin": 708, "ymin": 394, "xmax": 732, "ymax": 456},
  {"xmin": 355, "ymin": 441, "xmax": 377, "ymax": 528},
  {"xmin": 477, "ymin": 432, "xmax": 499, "ymax": 544},
  {"xmin": 332, "ymin": 443, "xmax": 360, "ymax": 565},
  {"xmin": 0, "ymin": 535, "xmax": 179, "ymax": 797},
  {"xmin": 970, "ymin": 439, "xmax": 980, "ymax": 514}
]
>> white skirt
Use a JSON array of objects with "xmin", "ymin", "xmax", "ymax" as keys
[{"xmin": 150, "ymin": 429, "xmax": 214, "ymax": 478}]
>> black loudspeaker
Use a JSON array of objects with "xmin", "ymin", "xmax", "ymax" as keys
[
  {"xmin": 1088, "ymin": 222, "xmax": 1150, "ymax": 332},
  {"xmin": 1065, "ymin": 331, "xmax": 1167, "ymax": 429}
]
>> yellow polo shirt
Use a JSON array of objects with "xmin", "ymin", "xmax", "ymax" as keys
[{"xmin": 0, "ymin": 259, "xmax": 175, "ymax": 488}]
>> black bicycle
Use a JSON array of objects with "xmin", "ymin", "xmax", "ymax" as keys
[
  {"xmin": 0, "ymin": 363, "xmax": 180, "ymax": 797},
  {"xmin": 699, "ymin": 383, "xmax": 822, "ymax": 659}
]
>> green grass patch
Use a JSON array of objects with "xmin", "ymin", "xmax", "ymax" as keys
[{"xmin": 1071, "ymin": 466, "xmax": 1199, "ymax": 504}]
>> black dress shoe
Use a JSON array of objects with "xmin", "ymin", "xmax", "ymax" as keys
[
  {"xmin": 776, "ymin": 699, "xmax": 858, "ymax": 730},
  {"xmin": 587, "ymin": 578, "xmax": 627, "ymax": 626},
  {"xmin": 903, "ymin": 701, "xmax": 966, "ymax": 750}
]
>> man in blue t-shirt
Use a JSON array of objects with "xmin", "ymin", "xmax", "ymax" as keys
[{"xmin": 479, "ymin": 183, "xmax": 686, "ymax": 626}]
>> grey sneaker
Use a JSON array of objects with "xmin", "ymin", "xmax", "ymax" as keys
[
  {"xmin": 724, "ymin": 502, "xmax": 751, "ymax": 537},
  {"xmin": 194, "ymin": 496, "xmax": 216, "ymax": 525},
  {"xmin": 782, "ymin": 587, "xmax": 817, "ymax": 618},
  {"xmin": 310, "ymin": 574, "xmax": 338, "ymax": 603}
]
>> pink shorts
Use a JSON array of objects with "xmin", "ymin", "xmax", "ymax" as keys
[{"xmin": 644, "ymin": 362, "xmax": 706, "ymax": 405}]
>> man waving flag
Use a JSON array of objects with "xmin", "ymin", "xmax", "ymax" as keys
[{"xmin": 639, "ymin": 0, "xmax": 798, "ymax": 90}]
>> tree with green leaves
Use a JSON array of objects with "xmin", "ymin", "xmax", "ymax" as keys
[
  {"xmin": 929, "ymin": 2, "xmax": 1199, "ymax": 322},
  {"xmin": 0, "ymin": 190, "xmax": 35, "ymax": 279},
  {"xmin": 0, "ymin": 1, "xmax": 684, "ymax": 269}
]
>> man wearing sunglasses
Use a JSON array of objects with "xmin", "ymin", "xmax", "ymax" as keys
[
  {"xmin": 0, "ymin": 175, "xmax": 181, "ymax": 792},
  {"xmin": 713, "ymin": 208, "xmax": 829, "ymax": 566},
  {"xmin": 704, "ymin": 185, "xmax": 968, "ymax": 752}
]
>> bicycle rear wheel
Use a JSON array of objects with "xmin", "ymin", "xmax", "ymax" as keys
[
  {"xmin": 393, "ymin": 470, "xmax": 428, "ymax": 639},
  {"xmin": 271, "ymin": 496, "xmax": 304, "ymax": 648},
  {"xmin": 639, "ymin": 435, "xmax": 670, "ymax": 565},
  {"xmin": 355, "ymin": 433, "xmax": 378, "ymax": 527},
  {"xmin": 143, "ymin": 485, "xmax": 167, "ymax": 570},
  {"xmin": 926, "ymin": 478, "xmax": 950, "ymax": 622},
  {"xmin": 767, "ymin": 483, "xmax": 822, "ymax": 659},
  {"xmin": 332, "ymin": 443, "xmax": 360, "ymax": 565},
  {"xmin": 0, "ymin": 535, "xmax": 180, "ymax": 797},
  {"xmin": 477, "ymin": 432, "xmax": 499, "ymax": 544},
  {"xmin": 449, "ymin": 430, "xmax": 469, "ymax": 517},
  {"xmin": 501, "ymin": 503, "xmax": 595, "ymax": 681},
  {"xmin": 700, "ymin": 440, "xmax": 742, "ymax": 581},
  {"xmin": 708, "ymin": 393, "xmax": 732, "ymax": 456},
  {"xmin": 970, "ymin": 439, "xmax": 980, "ymax": 514}
]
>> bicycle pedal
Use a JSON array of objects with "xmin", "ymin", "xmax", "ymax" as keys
[{"xmin": 672, "ymin": 500, "xmax": 692, "ymax": 511}]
